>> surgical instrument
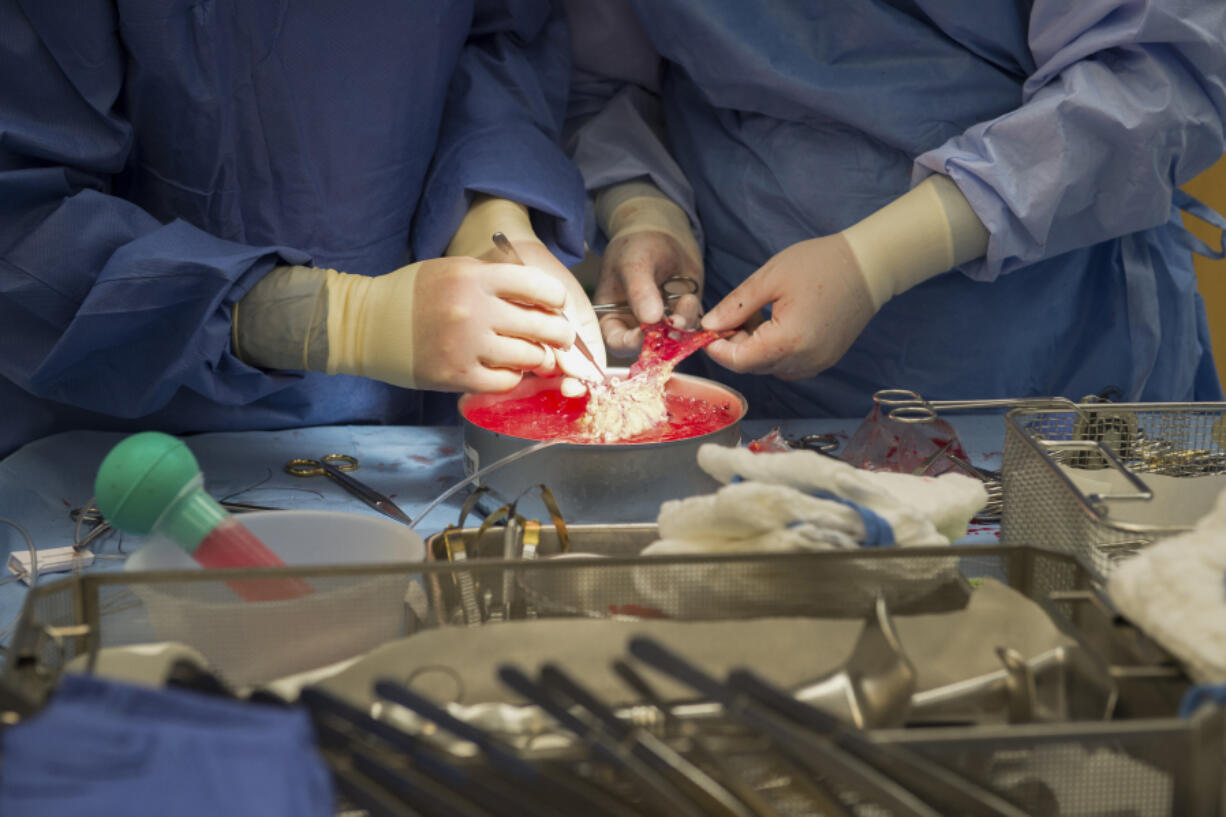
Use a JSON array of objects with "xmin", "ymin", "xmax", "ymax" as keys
[
  {"xmin": 728, "ymin": 670, "xmax": 1034, "ymax": 817},
  {"xmin": 591, "ymin": 275, "xmax": 700, "ymax": 316},
  {"xmin": 611, "ymin": 660, "xmax": 788, "ymax": 817},
  {"xmin": 872, "ymin": 388, "xmax": 1080, "ymax": 424},
  {"xmin": 71, "ymin": 498, "xmax": 278, "ymax": 554},
  {"xmin": 302, "ymin": 687, "xmax": 506, "ymax": 817},
  {"xmin": 284, "ymin": 454, "xmax": 413, "ymax": 526},
  {"xmin": 538, "ymin": 663, "xmax": 762, "ymax": 817},
  {"xmin": 498, "ymin": 664, "xmax": 720, "ymax": 817},
  {"xmin": 371, "ymin": 679, "xmax": 641, "ymax": 817},
  {"xmin": 627, "ymin": 636, "xmax": 945, "ymax": 817},
  {"xmin": 788, "ymin": 595, "xmax": 916, "ymax": 730},
  {"xmin": 490, "ymin": 231, "xmax": 609, "ymax": 382}
]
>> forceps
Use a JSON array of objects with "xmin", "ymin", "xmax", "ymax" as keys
[
  {"xmin": 284, "ymin": 454, "xmax": 413, "ymax": 526},
  {"xmin": 591, "ymin": 275, "xmax": 700, "ymax": 316},
  {"xmin": 490, "ymin": 231, "xmax": 610, "ymax": 382}
]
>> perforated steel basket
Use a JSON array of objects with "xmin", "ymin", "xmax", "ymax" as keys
[{"xmin": 1000, "ymin": 402, "xmax": 1226, "ymax": 578}]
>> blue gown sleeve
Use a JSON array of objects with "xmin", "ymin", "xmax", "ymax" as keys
[
  {"xmin": 914, "ymin": 0, "xmax": 1226, "ymax": 281},
  {"xmin": 561, "ymin": 0, "xmax": 702, "ymax": 254},
  {"xmin": 412, "ymin": 0, "xmax": 587, "ymax": 265},
  {"xmin": 0, "ymin": 2, "xmax": 310, "ymax": 419}
]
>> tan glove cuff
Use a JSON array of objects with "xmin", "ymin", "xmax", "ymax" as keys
[
  {"xmin": 232, "ymin": 265, "xmax": 331, "ymax": 371},
  {"xmin": 445, "ymin": 195, "xmax": 536, "ymax": 259},
  {"xmin": 596, "ymin": 181, "xmax": 702, "ymax": 267},
  {"xmin": 841, "ymin": 174, "xmax": 989, "ymax": 310},
  {"xmin": 325, "ymin": 265, "xmax": 420, "ymax": 388}
]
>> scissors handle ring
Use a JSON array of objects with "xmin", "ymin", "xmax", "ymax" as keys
[
  {"xmin": 872, "ymin": 388, "xmax": 938, "ymax": 424},
  {"xmin": 592, "ymin": 275, "xmax": 701, "ymax": 316},
  {"xmin": 320, "ymin": 453, "xmax": 359, "ymax": 471},
  {"xmin": 660, "ymin": 274, "xmax": 699, "ymax": 298},
  {"xmin": 284, "ymin": 454, "xmax": 360, "ymax": 478}
]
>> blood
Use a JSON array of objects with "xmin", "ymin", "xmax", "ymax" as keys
[
  {"xmin": 466, "ymin": 321, "xmax": 738, "ymax": 444},
  {"xmin": 747, "ymin": 428, "xmax": 793, "ymax": 452},
  {"xmin": 465, "ymin": 387, "xmax": 737, "ymax": 444},
  {"xmin": 630, "ymin": 322, "xmax": 731, "ymax": 378},
  {"xmin": 608, "ymin": 603, "xmax": 669, "ymax": 619},
  {"xmin": 839, "ymin": 404, "xmax": 972, "ymax": 476}
]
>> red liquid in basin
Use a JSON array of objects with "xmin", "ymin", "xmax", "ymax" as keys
[
  {"xmin": 465, "ymin": 323, "xmax": 740, "ymax": 444},
  {"xmin": 464, "ymin": 382, "xmax": 740, "ymax": 444}
]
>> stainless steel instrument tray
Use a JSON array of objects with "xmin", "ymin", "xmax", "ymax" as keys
[{"xmin": 3, "ymin": 539, "xmax": 1217, "ymax": 816}]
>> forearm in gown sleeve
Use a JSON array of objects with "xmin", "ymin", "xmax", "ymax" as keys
[
  {"xmin": 914, "ymin": 0, "xmax": 1226, "ymax": 281},
  {"xmin": 563, "ymin": 0, "xmax": 701, "ymax": 253},
  {"xmin": 0, "ymin": 3, "xmax": 309, "ymax": 417},
  {"xmin": 411, "ymin": 0, "xmax": 586, "ymax": 266}
]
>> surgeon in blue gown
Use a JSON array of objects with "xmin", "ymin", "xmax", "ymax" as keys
[
  {"xmin": 0, "ymin": 0, "xmax": 604, "ymax": 460},
  {"xmin": 565, "ymin": 0, "xmax": 1226, "ymax": 420}
]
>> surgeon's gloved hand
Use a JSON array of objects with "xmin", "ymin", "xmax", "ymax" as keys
[
  {"xmin": 594, "ymin": 181, "xmax": 703, "ymax": 357},
  {"xmin": 496, "ymin": 238, "xmax": 606, "ymax": 395},
  {"xmin": 702, "ymin": 174, "xmax": 989, "ymax": 379},
  {"xmin": 700, "ymin": 234, "xmax": 875, "ymax": 380},
  {"xmin": 233, "ymin": 257, "xmax": 577, "ymax": 393},
  {"xmin": 332, "ymin": 258, "xmax": 581, "ymax": 392},
  {"xmin": 448, "ymin": 196, "xmax": 606, "ymax": 397}
]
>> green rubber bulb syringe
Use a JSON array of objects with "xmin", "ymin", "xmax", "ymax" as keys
[{"xmin": 95, "ymin": 431, "xmax": 310, "ymax": 601}]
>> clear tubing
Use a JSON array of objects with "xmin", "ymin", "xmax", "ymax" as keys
[{"xmin": 409, "ymin": 439, "xmax": 560, "ymax": 530}]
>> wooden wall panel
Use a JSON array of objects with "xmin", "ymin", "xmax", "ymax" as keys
[{"xmin": 1185, "ymin": 157, "xmax": 1226, "ymax": 386}]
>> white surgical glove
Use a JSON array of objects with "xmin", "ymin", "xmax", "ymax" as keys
[
  {"xmin": 324, "ymin": 258, "xmax": 576, "ymax": 392},
  {"xmin": 447, "ymin": 195, "xmax": 605, "ymax": 396},
  {"xmin": 233, "ymin": 256, "xmax": 576, "ymax": 394},
  {"xmin": 594, "ymin": 181, "xmax": 704, "ymax": 356},
  {"xmin": 702, "ymin": 174, "xmax": 988, "ymax": 379}
]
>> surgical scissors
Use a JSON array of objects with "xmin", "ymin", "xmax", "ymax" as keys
[
  {"xmin": 591, "ymin": 275, "xmax": 700, "ymax": 316},
  {"xmin": 284, "ymin": 453, "xmax": 413, "ymax": 526}
]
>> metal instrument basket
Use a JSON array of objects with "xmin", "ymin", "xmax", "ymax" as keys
[
  {"xmin": 1000, "ymin": 402, "xmax": 1226, "ymax": 578},
  {"xmin": 2, "ymin": 538, "xmax": 1221, "ymax": 816}
]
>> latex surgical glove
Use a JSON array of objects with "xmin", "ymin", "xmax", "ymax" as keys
[
  {"xmin": 447, "ymin": 195, "xmax": 605, "ymax": 396},
  {"xmin": 702, "ymin": 174, "xmax": 988, "ymax": 379},
  {"xmin": 232, "ymin": 257, "xmax": 575, "ymax": 393},
  {"xmin": 593, "ymin": 181, "xmax": 703, "ymax": 356}
]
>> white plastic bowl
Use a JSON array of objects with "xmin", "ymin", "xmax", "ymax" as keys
[{"xmin": 125, "ymin": 510, "xmax": 424, "ymax": 687}]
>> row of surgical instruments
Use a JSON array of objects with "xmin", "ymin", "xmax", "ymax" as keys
[{"xmin": 298, "ymin": 629, "xmax": 1039, "ymax": 817}]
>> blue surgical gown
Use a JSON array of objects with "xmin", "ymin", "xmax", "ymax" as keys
[
  {"xmin": 0, "ymin": 0, "xmax": 585, "ymax": 459},
  {"xmin": 0, "ymin": 674, "xmax": 332, "ymax": 817},
  {"xmin": 567, "ymin": 0, "xmax": 1226, "ymax": 419}
]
